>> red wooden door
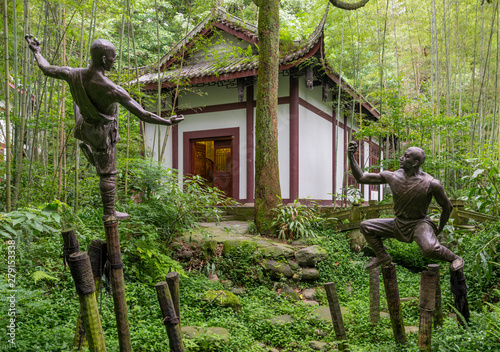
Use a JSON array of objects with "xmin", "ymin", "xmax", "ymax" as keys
[{"xmin": 213, "ymin": 139, "xmax": 232, "ymax": 197}]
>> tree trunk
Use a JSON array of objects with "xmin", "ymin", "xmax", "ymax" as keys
[{"xmin": 254, "ymin": 0, "xmax": 281, "ymax": 234}]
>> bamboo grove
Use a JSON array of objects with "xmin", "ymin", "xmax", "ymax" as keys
[{"xmin": 1, "ymin": 0, "xmax": 500, "ymax": 212}]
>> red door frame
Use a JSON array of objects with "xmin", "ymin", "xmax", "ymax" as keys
[{"xmin": 183, "ymin": 128, "xmax": 240, "ymax": 201}]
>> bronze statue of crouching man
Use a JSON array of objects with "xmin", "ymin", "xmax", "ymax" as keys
[{"xmin": 347, "ymin": 141, "xmax": 464, "ymax": 271}]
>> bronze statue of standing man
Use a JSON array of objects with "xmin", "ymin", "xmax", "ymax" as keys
[
  {"xmin": 25, "ymin": 35, "xmax": 183, "ymax": 221},
  {"xmin": 348, "ymin": 141, "xmax": 464, "ymax": 271}
]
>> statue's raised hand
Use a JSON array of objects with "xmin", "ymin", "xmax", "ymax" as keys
[
  {"xmin": 168, "ymin": 114, "xmax": 184, "ymax": 125},
  {"xmin": 25, "ymin": 35, "xmax": 41, "ymax": 54},
  {"xmin": 348, "ymin": 140, "xmax": 358, "ymax": 156}
]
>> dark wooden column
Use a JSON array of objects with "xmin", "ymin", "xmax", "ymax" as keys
[{"xmin": 289, "ymin": 73, "xmax": 299, "ymax": 202}]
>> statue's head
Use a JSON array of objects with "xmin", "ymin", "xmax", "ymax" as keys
[
  {"xmin": 90, "ymin": 39, "xmax": 116, "ymax": 71},
  {"xmin": 400, "ymin": 147, "xmax": 425, "ymax": 170}
]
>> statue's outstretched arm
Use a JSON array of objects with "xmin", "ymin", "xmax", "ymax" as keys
[
  {"xmin": 25, "ymin": 35, "xmax": 72, "ymax": 81},
  {"xmin": 348, "ymin": 141, "xmax": 386, "ymax": 185},
  {"xmin": 115, "ymin": 85, "xmax": 184, "ymax": 126}
]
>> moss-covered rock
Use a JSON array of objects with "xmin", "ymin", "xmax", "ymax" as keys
[
  {"xmin": 261, "ymin": 259, "xmax": 293, "ymax": 279},
  {"xmin": 181, "ymin": 326, "xmax": 230, "ymax": 341},
  {"xmin": 260, "ymin": 244, "xmax": 295, "ymax": 259},
  {"xmin": 202, "ymin": 290, "xmax": 242, "ymax": 311},
  {"xmin": 295, "ymin": 245, "xmax": 329, "ymax": 267}
]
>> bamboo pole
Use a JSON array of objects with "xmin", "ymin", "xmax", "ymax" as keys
[
  {"xmin": 62, "ymin": 229, "xmax": 80, "ymax": 264},
  {"xmin": 381, "ymin": 263, "xmax": 406, "ymax": 345},
  {"xmin": 104, "ymin": 220, "xmax": 132, "ymax": 352},
  {"xmin": 166, "ymin": 272, "xmax": 181, "ymax": 327},
  {"xmin": 3, "ymin": 0, "xmax": 12, "ymax": 212},
  {"xmin": 369, "ymin": 267, "xmax": 380, "ymax": 325},
  {"xmin": 324, "ymin": 282, "xmax": 349, "ymax": 352},
  {"xmin": 67, "ymin": 252, "xmax": 107, "ymax": 352},
  {"xmin": 155, "ymin": 281, "xmax": 185, "ymax": 352},
  {"xmin": 427, "ymin": 264, "xmax": 443, "ymax": 327},
  {"xmin": 418, "ymin": 270, "xmax": 438, "ymax": 351},
  {"xmin": 450, "ymin": 268, "xmax": 470, "ymax": 327},
  {"xmin": 74, "ymin": 240, "xmax": 107, "ymax": 350}
]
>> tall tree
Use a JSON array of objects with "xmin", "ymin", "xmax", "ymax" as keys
[{"xmin": 253, "ymin": 0, "xmax": 281, "ymax": 234}]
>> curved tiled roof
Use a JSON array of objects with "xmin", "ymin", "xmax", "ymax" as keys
[{"xmin": 137, "ymin": 6, "xmax": 329, "ymax": 87}]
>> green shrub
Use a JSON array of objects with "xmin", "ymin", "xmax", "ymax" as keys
[
  {"xmin": 271, "ymin": 199, "xmax": 323, "ymax": 240},
  {"xmin": 216, "ymin": 242, "xmax": 265, "ymax": 287}
]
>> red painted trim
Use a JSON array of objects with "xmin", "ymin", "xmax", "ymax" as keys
[
  {"xmin": 246, "ymin": 85, "xmax": 255, "ymax": 203},
  {"xmin": 172, "ymin": 124, "xmax": 179, "ymax": 169},
  {"xmin": 175, "ymin": 97, "xmax": 290, "ymax": 117},
  {"xmin": 212, "ymin": 22, "xmax": 258, "ymax": 44},
  {"xmin": 290, "ymin": 75, "xmax": 299, "ymax": 202},
  {"xmin": 183, "ymin": 127, "xmax": 240, "ymax": 200},
  {"xmin": 298, "ymin": 98, "xmax": 332, "ymax": 123},
  {"xmin": 177, "ymin": 102, "xmax": 247, "ymax": 115}
]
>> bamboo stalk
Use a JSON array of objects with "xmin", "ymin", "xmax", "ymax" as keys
[
  {"xmin": 427, "ymin": 264, "xmax": 443, "ymax": 327},
  {"xmin": 74, "ymin": 240, "xmax": 107, "ymax": 350},
  {"xmin": 166, "ymin": 272, "xmax": 181, "ymax": 327},
  {"xmin": 68, "ymin": 252, "xmax": 106, "ymax": 352},
  {"xmin": 369, "ymin": 267, "xmax": 380, "ymax": 325},
  {"xmin": 418, "ymin": 270, "xmax": 438, "ymax": 351},
  {"xmin": 104, "ymin": 220, "xmax": 132, "ymax": 352},
  {"xmin": 3, "ymin": 0, "xmax": 12, "ymax": 212},
  {"xmin": 450, "ymin": 268, "xmax": 470, "ymax": 327},
  {"xmin": 155, "ymin": 281, "xmax": 185, "ymax": 352},
  {"xmin": 381, "ymin": 263, "xmax": 406, "ymax": 345},
  {"xmin": 324, "ymin": 282, "xmax": 349, "ymax": 352}
]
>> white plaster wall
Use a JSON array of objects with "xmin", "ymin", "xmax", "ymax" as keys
[
  {"xmin": 278, "ymin": 74, "xmax": 290, "ymax": 98},
  {"xmin": 277, "ymin": 104, "xmax": 290, "ymax": 199},
  {"xmin": 144, "ymin": 123, "xmax": 173, "ymax": 168},
  {"xmin": 363, "ymin": 141, "xmax": 370, "ymax": 200},
  {"xmin": 298, "ymin": 106, "xmax": 332, "ymax": 200},
  {"xmin": 335, "ymin": 125, "xmax": 345, "ymax": 196}
]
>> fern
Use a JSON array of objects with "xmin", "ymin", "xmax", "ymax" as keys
[{"xmin": 32, "ymin": 270, "xmax": 59, "ymax": 284}]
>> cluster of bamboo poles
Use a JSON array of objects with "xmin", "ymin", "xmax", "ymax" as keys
[
  {"xmin": 1, "ymin": 0, "xmax": 188, "ymax": 212},
  {"xmin": 324, "ymin": 263, "xmax": 470, "ymax": 351}
]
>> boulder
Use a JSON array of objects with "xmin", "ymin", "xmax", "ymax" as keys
[
  {"xmin": 302, "ymin": 288, "xmax": 317, "ymax": 300},
  {"xmin": 299, "ymin": 268, "xmax": 320, "ymax": 281},
  {"xmin": 268, "ymin": 314, "xmax": 294, "ymax": 325},
  {"xmin": 261, "ymin": 259, "xmax": 293, "ymax": 279},
  {"xmin": 312, "ymin": 306, "xmax": 349, "ymax": 323},
  {"xmin": 310, "ymin": 341, "xmax": 330, "ymax": 351},
  {"xmin": 281, "ymin": 285, "xmax": 300, "ymax": 301},
  {"xmin": 202, "ymin": 290, "xmax": 242, "ymax": 311},
  {"xmin": 295, "ymin": 245, "xmax": 328, "ymax": 267},
  {"xmin": 260, "ymin": 244, "xmax": 295, "ymax": 259}
]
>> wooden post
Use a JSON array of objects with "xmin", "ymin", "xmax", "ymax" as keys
[
  {"xmin": 369, "ymin": 267, "xmax": 380, "ymax": 324},
  {"xmin": 418, "ymin": 270, "xmax": 438, "ymax": 351},
  {"xmin": 62, "ymin": 228, "xmax": 80, "ymax": 264},
  {"xmin": 381, "ymin": 263, "xmax": 407, "ymax": 345},
  {"xmin": 324, "ymin": 282, "xmax": 349, "ymax": 352},
  {"xmin": 74, "ymin": 240, "xmax": 107, "ymax": 350},
  {"xmin": 166, "ymin": 272, "xmax": 181, "ymax": 327},
  {"xmin": 450, "ymin": 268, "xmax": 470, "ymax": 326},
  {"xmin": 155, "ymin": 282, "xmax": 185, "ymax": 352},
  {"xmin": 427, "ymin": 264, "xmax": 443, "ymax": 327},
  {"xmin": 104, "ymin": 220, "xmax": 132, "ymax": 352},
  {"xmin": 67, "ymin": 252, "xmax": 107, "ymax": 352}
]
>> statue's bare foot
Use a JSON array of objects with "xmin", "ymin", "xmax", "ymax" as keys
[
  {"xmin": 366, "ymin": 254, "xmax": 392, "ymax": 271},
  {"xmin": 102, "ymin": 211, "xmax": 130, "ymax": 222},
  {"xmin": 450, "ymin": 256, "xmax": 464, "ymax": 271}
]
